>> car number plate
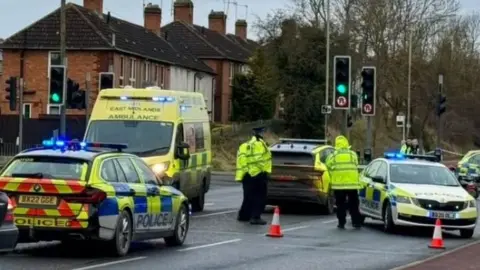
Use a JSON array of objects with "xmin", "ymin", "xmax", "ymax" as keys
[
  {"xmin": 19, "ymin": 195, "xmax": 57, "ymax": 206},
  {"xmin": 429, "ymin": 211, "xmax": 456, "ymax": 220}
]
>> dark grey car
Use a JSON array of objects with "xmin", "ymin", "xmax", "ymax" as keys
[{"xmin": 0, "ymin": 191, "xmax": 18, "ymax": 253}]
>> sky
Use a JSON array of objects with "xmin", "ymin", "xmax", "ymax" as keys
[{"xmin": 0, "ymin": 0, "xmax": 478, "ymax": 40}]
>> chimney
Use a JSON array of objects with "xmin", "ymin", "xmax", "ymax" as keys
[
  {"xmin": 235, "ymin": 20, "xmax": 247, "ymax": 40},
  {"xmin": 144, "ymin": 3, "xmax": 162, "ymax": 36},
  {"xmin": 173, "ymin": 0, "xmax": 193, "ymax": 24},
  {"xmin": 208, "ymin": 10, "xmax": 227, "ymax": 35},
  {"xmin": 84, "ymin": 0, "xmax": 103, "ymax": 14}
]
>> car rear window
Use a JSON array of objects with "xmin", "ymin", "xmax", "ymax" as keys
[
  {"xmin": 272, "ymin": 151, "xmax": 314, "ymax": 166},
  {"xmin": 1, "ymin": 156, "xmax": 88, "ymax": 181}
]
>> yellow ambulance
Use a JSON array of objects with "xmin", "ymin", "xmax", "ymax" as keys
[{"xmin": 84, "ymin": 86, "xmax": 212, "ymax": 212}]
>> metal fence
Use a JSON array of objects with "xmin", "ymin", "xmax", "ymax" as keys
[{"xmin": 0, "ymin": 142, "xmax": 41, "ymax": 157}]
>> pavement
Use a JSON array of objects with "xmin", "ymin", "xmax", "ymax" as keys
[{"xmin": 0, "ymin": 174, "xmax": 479, "ymax": 270}]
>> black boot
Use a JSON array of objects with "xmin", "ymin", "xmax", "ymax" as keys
[{"xmin": 250, "ymin": 218, "xmax": 267, "ymax": 225}]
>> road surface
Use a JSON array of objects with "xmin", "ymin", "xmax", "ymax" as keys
[{"xmin": 0, "ymin": 174, "xmax": 478, "ymax": 270}]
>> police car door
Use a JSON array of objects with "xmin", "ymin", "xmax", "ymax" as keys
[
  {"xmin": 115, "ymin": 158, "xmax": 149, "ymax": 232},
  {"xmin": 359, "ymin": 161, "xmax": 381, "ymax": 216},
  {"xmin": 371, "ymin": 161, "xmax": 388, "ymax": 217}
]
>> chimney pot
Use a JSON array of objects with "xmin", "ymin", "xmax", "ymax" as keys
[
  {"xmin": 208, "ymin": 11, "xmax": 227, "ymax": 35},
  {"xmin": 235, "ymin": 19, "xmax": 247, "ymax": 40},
  {"xmin": 83, "ymin": 0, "xmax": 103, "ymax": 14}
]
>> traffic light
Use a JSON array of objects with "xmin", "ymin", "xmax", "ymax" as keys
[
  {"xmin": 5, "ymin": 76, "xmax": 17, "ymax": 111},
  {"xmin": 347, "ymin": 114, "xmax": 353, "ymax": 128},
  {"xmin": 49, "ymin": 66, "xmax": 66, "ymax": 104},
  {"xmin": 99, "ymin": 72, "xmax": 114, "ymax": 91},
  {"xmin": 360, "ymin": 66, "xmax": 376, "ymax": 116},
  {"xmin": 437, "ymin": 94, "xmax": 446, "ymax": 116},
  {"xmin": 333, "ymin": 55, "xmax": 351, "ymax": 109},
  {"xmin": 66, "ymin": 79, "xmax": 85, "ymax": 109}
]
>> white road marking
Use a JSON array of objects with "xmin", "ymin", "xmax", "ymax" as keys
[
  {"xmin": 177, "ymin": 239, "xmax": 242, "ymax": 251},
  {"xmin": 322, "ymin": 219, "xmax": 337, "ymax": 224},
  {"xmin": 192, "ymin": 210, "xmax": 237, "ymax": 218},
  {"xmin": 389, "ymin": 239, "xmax": 480, "ymax": 270},
  {"xmin": 281, "ymin": 225, "xmax": 310, "ymax": 232},
  {"xmin": 205, "ymin": 203, "xmax": 215, "ymax": 206},
  {"xmin": 71, "ymin": 257, "xmax": 146, "ymax": 270}
]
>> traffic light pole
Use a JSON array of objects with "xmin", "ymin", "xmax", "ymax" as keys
[
  {"xmin": 436, "ymin": 74, "xmax": 444, "ymax": 148},
  {"xmin": 366, "ymin": 116, "xmax": 372, "ymax": 155},
  {"xmin": 342, "ymin": 110, "xmax": 348, "ymax": 139},
  {"xmin": 18, "ymin": 78, "xmax": 24, "ymax": 152},
  {"xmin": 59, "ymin": 0, "xmax": 67, "ymax": 137}
]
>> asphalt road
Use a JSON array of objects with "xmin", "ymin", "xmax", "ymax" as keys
[{"xmin": 0, "ymin": 174, "xmax": 479, "ymax": 270}]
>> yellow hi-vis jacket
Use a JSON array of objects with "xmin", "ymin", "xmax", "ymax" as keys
[
  {"xmin": 325, "ymin": 135, "xmax": 361, "ymax": 190},
  {"xmin": 235, "ymin": 136, "xmax": 272, "ymax": 181}
]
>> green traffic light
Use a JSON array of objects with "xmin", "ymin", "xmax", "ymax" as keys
[
  {"xmin": 336, "ymin": 84, "xmax": 347, "ymax": 94},
  {"xmin": 51, "ymin": 93, "xmax": 60, "ymax": 103}
]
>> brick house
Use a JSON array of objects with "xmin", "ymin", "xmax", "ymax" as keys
[
  {"xmin": 162, "ymin": 0, "xmax": 259, "ymax": 123},
  {"xmin": 0, "ymin": 0, "xmax": 216, "ymax": 119}
]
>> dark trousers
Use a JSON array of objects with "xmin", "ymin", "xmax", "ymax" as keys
[
  {"xmin": 334, "ymin": 189, "xmax": 361, "ymax": 226},
  {"xmin": 238, "ymin": 172, "xmax": 268, "ymax": 220}
]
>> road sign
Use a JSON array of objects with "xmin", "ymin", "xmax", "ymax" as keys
[
  {"xmin": 337, "ymin": 96, "xmax": 347, "ymax": 107},
  {"xmin": 363, "ymin": 104, "xmax": 372, "ymax": 114},
  {"xmin": 396, "ymin": 115, "xmax": 405, "ymax": 127},
  {"xmin": 321, "ymin": 105, "xmax": 332, "ymax": 115}
]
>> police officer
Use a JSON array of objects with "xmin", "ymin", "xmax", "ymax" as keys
[
  {"xmin": 400, "ymin": 139, "xmax": 412, "ymax": 154},
  {"xmin": 326, "ymin": 135, "xmax": 362, "ymax": 229},
  {"xmin": 235, "ymin": 127, "xmax": 272, "ymax": 225}
]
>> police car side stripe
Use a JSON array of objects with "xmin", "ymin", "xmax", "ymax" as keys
[
  {"xmin": 161, "ymin": 196, "xmax": 173, "ymax": 212},
  {"xmin": 98, "ymin": 198, "xmax": 119, "ymax": 216},
  {"xmin": 134, "ymin": 197, "xmax": 148, "ymax": 214},
  {"xmin": 111, "ymin": 183, "xmax": 132, "ymax": 196},
  {"xmin": 372, "ymin": 189, "xmax": 381, "ymax": 202},
  {"xmin": 359, "ymin": 188, "xmax": 366, "ymax": 197}
]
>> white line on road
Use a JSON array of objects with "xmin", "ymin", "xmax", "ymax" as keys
[
  {"xmin": 71, "ymin": 257, "xmax": 147, "ymax": 270},
  {"xmin": 281, "ymin": 225, "xmax": 310, "ymax": 232},
  {"xmin": 322, "ymin": 219, "xmax": 337, "ymax": 224},
  {"xmin": 205, "ymin": 203, "xmax": 215, "ymax": 206},
  {"xmin": 192, "ymin": 210, "xmax": 237, "ymax": 218},
  {"xmin": 177, "ymin": 239, "xmax": 242, "ymax": 252}
]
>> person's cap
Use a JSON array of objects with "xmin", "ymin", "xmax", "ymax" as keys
[{"xmin": 252, "ymin": 126, "xmax": 266, "ymax": 133}]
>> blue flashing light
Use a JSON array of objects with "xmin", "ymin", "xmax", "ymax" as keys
[
  {"xmin": 120, "ymin": 96, "xmax": 128, "ymax": 100},
  {"xmin": 384, "ymin": 152, "xmax": 405, "ymax": 159},
  {"xmin": 80, "ymin": 142, "xmax": 87, "ymax": 148},
  {"xmin": 41, "ymin": 139, "xmax": 128, "ymax": 152},
  {"xmin": 180, "ymin": 105, "xmax": 186, "ymax": 111},
  {"xmin": 152, "ymin": 96, "xmax": 175, "ymax": 102}
]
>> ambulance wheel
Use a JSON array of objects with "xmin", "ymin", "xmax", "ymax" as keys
[
  {"xmin": 108, "ymin": 210, "xmax": 132, "ymax": 257},
  {"xmin": 165, "ymin": 203, "xmax": 189, "ymax": 246},
  {"xmin": 191, "ymin": 184, "xmax": 205, "ymax": 212},
  {"xmin": 383, "ymin": 203, "xmax": 396, "ymax": 233},
  {"xmin": 460, "ymin": 229, "xmax": 474, "ymax": 238}
]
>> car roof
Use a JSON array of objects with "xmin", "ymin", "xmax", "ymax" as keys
[
  {"xmin": 270, "ymin": 143, "xmax": 331, "ymax": 154},
  {"xmin": 15, "ymin": 148, "xmax": 131, "ymax": 161},
  {"xmin": 375, "ymin": 158, "xmax": 446, "ymax": 167}
]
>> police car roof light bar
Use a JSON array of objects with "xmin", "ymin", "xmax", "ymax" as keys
[
  {"xmin": 42, "ymin": 139, "xmax": 128, "ymax": 152},
  {"xmin": 404, "ymin": 154, "xmax": 440, "ymax": 162},
  {"xmin": 384, "ymin": 152, "xmax": 405, "ymax": 159},
  {"xmin": 279, "ymin": 138, "xmax": 328, "ymax": 145}
]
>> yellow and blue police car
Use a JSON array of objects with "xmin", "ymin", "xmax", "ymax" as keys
[
  {"xmin": 0, "ymin": 139, "xmax": 190, "ymax": 256},
  {"xmin": 267, "ymin": 138, "xmax": 335, "ymax": 214},
  {"xmin": 359, "ymin": 152, "xmax": 477, "ymax": 238}
]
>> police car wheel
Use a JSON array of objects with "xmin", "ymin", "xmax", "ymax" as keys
[
  {"xmin": 460, "ymin": 229, "xmax": 474, "ymax": 238},
  {"xmin": 164, "ymin": 203, "xmax": 189, "ymax": 246},
  {"xmin": 108, "ymin": 210, "xmax": 132, "ymax": 257},
  {"xmin": 383, "ymin": 204, "xmax": 395, "ymax": 233}
]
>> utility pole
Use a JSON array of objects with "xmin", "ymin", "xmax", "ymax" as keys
[
  {"xmin": 60, "ymin": 0, "xmax": 67, "ymax": 137},
  {"xmin": 18, "ymin": 78, "xmax": 24, "ymax": 152},
  {"xmin": 436, "ymin": 74, "xmax": 444, "ymax": 148},
  {"xmin": 324, "ymin": 0, "xmax": 330, "ymax": 141}
]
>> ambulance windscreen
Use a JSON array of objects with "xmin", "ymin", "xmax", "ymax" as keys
[{"xmin": 84, "ymin": 120, "xmax": 174, "ymax": 156}]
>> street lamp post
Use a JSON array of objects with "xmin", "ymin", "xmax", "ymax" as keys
[
  {"xmin": 324, "ymin": 0, "xmax": 330, "ymax": 141},
  {"xmin": 406, "ymin": 29, "xmax": 413, "ymax": 138}
]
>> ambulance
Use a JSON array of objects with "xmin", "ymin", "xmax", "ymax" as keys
[{"xmin": 84, "ymin": 86, "xmax": 212, "ymax": 212}]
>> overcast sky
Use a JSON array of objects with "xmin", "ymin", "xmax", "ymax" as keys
[{"xmin": 0, "ymin": 0, "xmax": 478, "ymax": 40}]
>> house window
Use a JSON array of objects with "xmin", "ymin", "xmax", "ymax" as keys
[
  {"xmin": 23, "ymin": 103, "xmax": 32, "ymax": 119},
  {"xmin": 154, "ymin": 65, "xmax": 158, "ymax": 84},
  {"xmin": 47, "ymin": 105, "xmax": 61, "ymax": 115},
  {"xmin": 144, "ymin": 61, "xmax": 150, "ymax": 81},
  {"xmin": 160, "ymin": 66, "xmax": 165, "ymax": 87},
  {"xmin": 129, "ymin": 58, "xmax": 136, "ymax": 84},
  {"xmin": 119, "ymin": 56, "xmax": 125, "ymax": 86}
]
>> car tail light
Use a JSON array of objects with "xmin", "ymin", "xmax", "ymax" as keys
[
  {"xmin": 63, "ymin": 188, "xmax": 107, "ymax": 204},
  {"xmin": 4, "ymin": 197, "xmax": 14, "ymax": 222}
]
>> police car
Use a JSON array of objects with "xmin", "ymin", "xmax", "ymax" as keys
[
  {"xmin": 0, "ymin": 139, "xmax": 190, "ymax": 256},
  {"xmin": 359, "ymin": 152, "xmax": 477, "ymax": 238}
]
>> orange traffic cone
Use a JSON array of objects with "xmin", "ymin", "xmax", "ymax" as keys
[
  {"xmin": 266, "ymin": 206, "xmax": 284, "ymax": 238},
  {"xmin": 428, "ymin": 218, "xmax": 445, "ymax": 249}
]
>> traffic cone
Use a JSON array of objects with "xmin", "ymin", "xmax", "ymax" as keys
[
  {"xmin": 428, "ymin": 218, "xmax": 445, "ymax": 249},
  {"xmin": 266, "ymin": 206, "xmax": 284, "ymax": 238}
]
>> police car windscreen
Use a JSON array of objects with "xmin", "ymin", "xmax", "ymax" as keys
[
  {"xmin": 389, "ymin": 164, "xmax": 460, "ymax": 186},
  {"xmin": 85, "ymin": 120, "xmax": 174, "ymax": 156},
  {"xmin": 272, "ymin": 152, "xmax": 314, "ymax": 166},
  {"xmin": 2, "ymin": 156, "xmax": 88, "ymax": 181}
]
